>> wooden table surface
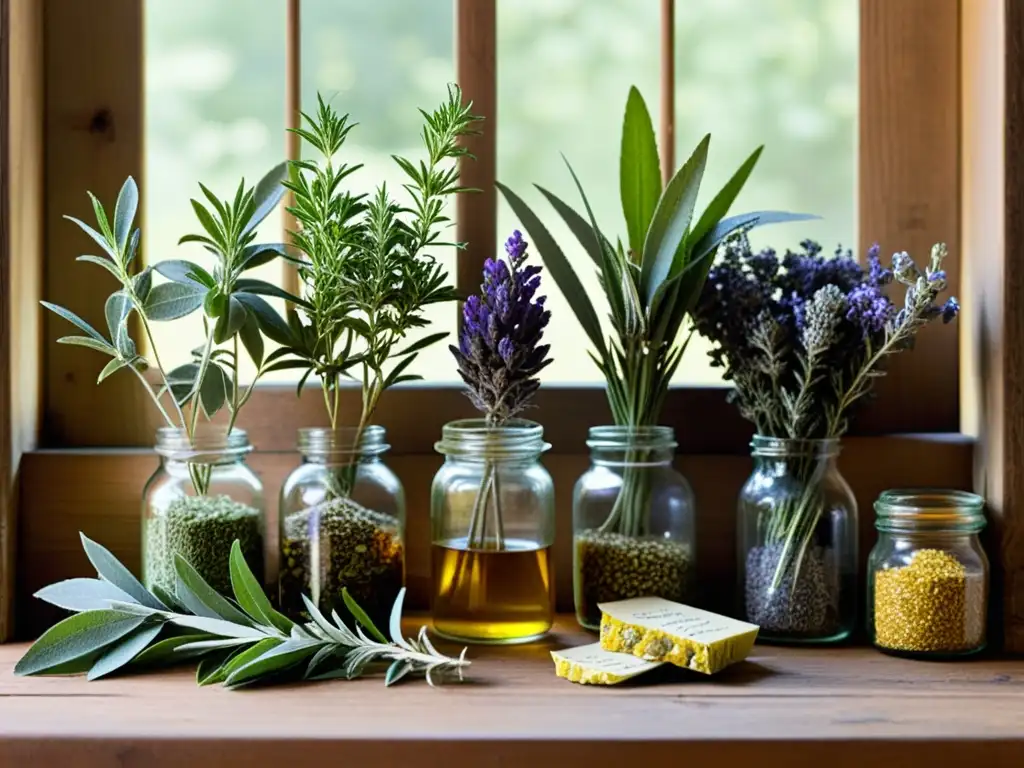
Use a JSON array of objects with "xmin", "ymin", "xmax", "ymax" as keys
[{"xmin": 1, "ymin": 617, "xmax": 1023, "ymax": 767}]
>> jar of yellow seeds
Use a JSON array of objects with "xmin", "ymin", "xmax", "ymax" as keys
[{"xmin": 867, "ymin": 490, "xmax": 988, "ymax": 658}]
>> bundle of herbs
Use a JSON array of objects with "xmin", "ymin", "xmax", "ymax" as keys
[
  {"xmin": 16, "ymin": 535, "xmax": 468, "ymax": 688},
  {"xmin": 692, "ymin": 235, "xmax": 959, "ymax": 635},
  {"xmin": 275, "ymin": 86, "xmax": 480, "ymax": 625},
  {"xmin": 496, "ymin": 86, "xmax": 811, "ymax": 610},
  {"xmin": 46, "ymin": 168, "xmax": 298, "ymax": 594}
]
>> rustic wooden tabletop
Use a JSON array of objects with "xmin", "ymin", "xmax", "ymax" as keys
[{"xmin": 1, "ymin": 617, "xmax": 1023, "ymax": 767}]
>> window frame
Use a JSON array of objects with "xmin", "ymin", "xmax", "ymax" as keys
[{"xmin": 37, "ymin": 0, "xmax": 962, "ymax": 451}]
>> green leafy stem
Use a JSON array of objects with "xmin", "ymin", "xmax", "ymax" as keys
[{"xmin": 16, "ymin": 534, "xmax": 469, "ymax": 688}]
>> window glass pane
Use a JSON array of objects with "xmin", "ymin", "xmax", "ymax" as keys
[
  {"xmin": 302, "ymin": 0, "xmax": 456, "ymax": 382},
  {"xmin": 498, "ymin": 0, "xmax": 857, "ymax": 385},
  {"xmin": 145, "ymin": 0, "xmax": 287, "ymax": 383}
]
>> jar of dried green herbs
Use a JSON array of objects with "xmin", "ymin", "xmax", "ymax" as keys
[
  {"xmin": 278, "ymin": 426, "xmax": 404, "ymax": 630},
  {"xmin": 573, "ymin": 426, "xmax": 695, "ymax": 631},
  {"xmin": 142, "ymin": 426, "xmax": 265, "ymax": 598},
  {"xmin": 868, "ymin": 490, "xmax": 988, "ymax": 658}
]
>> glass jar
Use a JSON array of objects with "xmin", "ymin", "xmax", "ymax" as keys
[
  {"xmin": 739, "ymin": 436, "xmax": 859, "ymax": 643},
  {"xmin": 738, "ymin": 436, "xmax": 857, "ymax": 643},
  {"xmin": 868, "ymin": 490, "xmax": 988, "ymax": 658},
  {"xmin": 573, "ymin": 425, "xmax": 695, "ymax": 631},
  {"xmin": 142, "ymin": 426, "xmax": 265, "ymax": 599},
  {"xmin": 278, "ymin": 426, "xmax": 404, "ymax": 629},
  {"xmin": 431, "ymin": 419, "xmax": 555, "ymax": 644}
]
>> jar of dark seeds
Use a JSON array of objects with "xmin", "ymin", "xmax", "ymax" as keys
[
  {"xmin": 737, "ymin": 436, "xmax": 857, "ymax": 644},
  {"xmin": 278, "ymin": 426, "xmax": 405, "ymax": 630},
  {"xmin": 868, "ymin": 490, "xmax": 988, "ymax": 658},
  {"xmin": 573, "ymin": 426, "xmax": 695, "ymax": 631},
  {"xmin": 142, "ymin": 426, "xmax": 265, "ymax": 598}
]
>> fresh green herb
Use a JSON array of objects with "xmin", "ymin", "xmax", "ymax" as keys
[
  {"xmin": 279, "ymin": 85, "xmax": 480, "ymax": 463},
  {"xmin": 496, "ymin": 85, "xmax": 814, "ymax": 539},
  {"xmin": 44, "ymin": 167, "xmax": 296, "ymax": 493},
  {"xmin": 17, "ymin": 534, "xmax": 469, "ymax": 688}
]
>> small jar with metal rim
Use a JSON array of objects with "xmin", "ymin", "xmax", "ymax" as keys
[
  {"xmin": 430, "ymin": 418, "xmax": 555, "ymax": 644},
  {"xmin": 142, "ymin": 425, "xmax": 265, "ymax": 599},
  {"xmin": 868, "ymin": 489, "xmax": 988, "ymax": 658},
  {"xmin": 278, "ymin": 426, "xmax": 405, "ymax": 629}
]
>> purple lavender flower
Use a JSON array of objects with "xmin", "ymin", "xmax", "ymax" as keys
[
  {"xmin": 846, "ymin": 282, "xmax": 894, "ymax": 337},
  {"xmin": 451, "ymin": 230, "xmax": 552, "ymax": 424},
  {"xmin": 941, "ymin": 296, "xmax": 960, "ymax": 324}
]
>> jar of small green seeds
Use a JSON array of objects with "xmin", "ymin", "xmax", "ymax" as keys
[
  {"xmin": 278, "ymin": 427, "xmax": 405, "ymax": 630},
  {"xmin": 142, "ymin": 426, "xmax": 265, "ymax": 599},
  {"xmin": 573, "ymin": 426, "xmax": 695, "ymax": 631},
  {"xmin": 868, "ymin": 490, "xmax": 989, "ymax": 658}
]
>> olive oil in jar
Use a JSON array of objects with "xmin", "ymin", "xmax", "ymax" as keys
[{"xmin": 431, "ymin": 538, "xmax": 554, "ymax": 644}]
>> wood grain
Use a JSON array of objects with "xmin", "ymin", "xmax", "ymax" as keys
[
  {"xmin": 858, "ymin": 0, "xmax": 960, "ymax": 434},
  {"xmin": 455, "ymin": 0, "xmax": 495, "ymax": 297},
  {"xmin": 659, "ymin": 0, "xmax": 674, "ymax": 183},
  {"xmin": 0, "ymin": 0, "xmax": 43, "ymax": 642},
  {"xmin": 1, "ymin": 636, "xmax": 1024, "ymax": 767},
  {"xmin": 15, "ymin": 435, "xmax": 972, "ymax": 639}
]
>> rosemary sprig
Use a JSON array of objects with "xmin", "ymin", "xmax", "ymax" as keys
[{"xmin": 16, "ymin": 535, "xmax": 469, "ymax": 688}]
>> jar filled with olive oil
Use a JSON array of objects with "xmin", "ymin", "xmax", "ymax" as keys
[{"xmin": 430, "ymin": 419, "xmax": 555, "ymax": 644}]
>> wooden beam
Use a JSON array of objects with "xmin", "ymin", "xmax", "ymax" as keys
[
  {"xmin": 282, "ymin": 0, "xmax": 300, "ymax": 298},
  {"xmin": 455, "ymin": 0, "xmax": 495, "ymax": 297},
  {"xmin": 659, "ymin": 0, "xmax": 675, "ymax": 183},
  {"xmin": 0, "ymin": 0, "xmax": 43, "ymax": 642}
]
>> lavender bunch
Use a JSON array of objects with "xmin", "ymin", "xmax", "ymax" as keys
[{"xmin": 452, "ymin": 230, "xmax": 552, "ymax": 425}]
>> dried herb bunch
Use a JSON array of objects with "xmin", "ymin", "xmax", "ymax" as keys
[
  {"xmin": 17, "ymin": 535, "xmax": 469, "ymax": 688},
  {"xmin": 693, "ymin": 236, "xmax": 960, "ymax": 631},
  {"xmin": 448, "ymin": 230, "xmax": 552, "ymax": 552},
  {"xmin": 44, "ymin": 168, "xmax": 297, "ymax": 494},
  {"xmin": 280, "ymin": 86, "xmax": 480, "ymax": 453},
  {"xmin": 496, "ymin": 86, "xmax": 810, "ymax": 540}
]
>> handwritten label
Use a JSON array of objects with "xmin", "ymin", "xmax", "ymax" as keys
[
  {"xmin": 552, "ymin": 642, "xmax": 664, "ymax": 677},
  {"xmin": 599, "ymin": 597, "xmax": 759, "ymax": 643}
]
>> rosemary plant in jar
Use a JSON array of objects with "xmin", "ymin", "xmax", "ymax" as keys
[
  {"xmin": 497, "ymin": 86, "xmax": 811, "ymax": 629},
  {"xmin": 432, "ymin": 231, "xmax": 555, "ymax": 644},
  {"xmin": 574, "ymin": 426, "xmax": 694, "ymax": 630},
  {"xmin": 868, "ymin": 490, "xmax": 988, "ymax": 658},
  {"xmin": 275, "ymin": 86, "xmax": 480, "ymax": 627},
  {"xmin": 694, "ymin": 237, "xmax": 962, "ymax": 642},
  {"xmin": 44, "ymin": 166, "xmax": 298, "ymax": 597}
]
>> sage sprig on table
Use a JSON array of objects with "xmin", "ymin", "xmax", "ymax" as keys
[{"xmin": 16, "ymin": 535, "xmax": 469, "ymax": 688}]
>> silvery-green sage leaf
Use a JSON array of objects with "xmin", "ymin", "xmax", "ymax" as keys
[
  {"xmin": 229, "ymin": 540, "xmax": 293, "ymax": 635},
  {"xmin": 15, "ymin": 610, "xmax": 147, "ymax": 676},
  {"xmin": 112, "ymin": 176, "xmax": 138, "ymax": 254},
  {"xmin": 145, "ymin": 281, "xmax": 206, "ymax": 321},
  {"xmin": 81, "ymin": 534, "xmax": 167, "ymax": 610},
  {"xmin": 87, "ymin": 621, "xmax": 162, "ymax": 680},
  {"xmin": 34, "ymin": 578, "xmax": 137, "ymax": 613}
]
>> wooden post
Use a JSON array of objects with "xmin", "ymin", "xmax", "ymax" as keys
[{"xmin": 660, "ymin": 0, "xmax": 675, "ymax": 183}]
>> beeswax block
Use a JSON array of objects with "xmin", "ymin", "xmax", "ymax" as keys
[
  {"xmin": 551, "ymin": 642, "xmax": 663, "ymax": 685},
  {"xmin": 599, "ymin": 596, "xmax": 759, "ymax": 674}
]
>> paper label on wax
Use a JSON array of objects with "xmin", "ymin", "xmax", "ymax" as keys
[
  {"xmin": 551, "ymin": 642, "xmax": 662, "ymax": 684},
  {"xmin": 598, "ymin": 597, "xmax": 759, "ymax": 644}
]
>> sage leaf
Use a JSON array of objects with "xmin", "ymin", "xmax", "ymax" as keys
[
  {"xmin": 229, "ymin": 540, "xmax": 293, "ymax": 635},
  {"xmin": 385, "ymin": 659, "xmax": 413, "ymax": 687},
  {"xmin": 301, "ymin": 594, "xmax": 349, "ymax": 644},
  {"xmin": 76, "ymin": 254, "xmax": 121, "ymax": 280},
  {"xmin": 168, "ymin": 614, "xmax": 269, "ymax": 640},
  {"xmin": 388, "ymin": 588, "xmax": 414, "ymax": 651},
  {"xmin": 218, "ymin": 637, "xmax": 282, "ymax": 680},
  {"xmin": 57, "ymin": 335, "xmax": 117, "ymax": 356},
  {"xmin": 198, "ymin": 362, "xmax": 229, "ymax": 418},
  {"xmin": 197, "ymin": 648, "xmax": 242, "ymax": 686},
  {"xmin": 14, "ymin": 610, "xmax": 146, "ymax": 676},
  {"xmin": 304, "ymin": 644, "xmax": 337, "ymax": 679},
  {"xmin": 190, "ymin": 198, "xmax": 226, "ymax": 246},
  {"xmin": 130, "ymin": 633, "xmax": 214, "ymax": 667},
  {"xmin": 153, "ymin": 259, "xmax": 214, "ymax": 288},
  {"xmin": 126, "ymin": 228, "xmax": 141, "ymax": 268},
  {"xmin": 34, "ymin": 578, "xmax": 137, "ymax": 613},
  {"xmin": 133, "ymin": 266, "xmax": 153, "ymax": 302},
  {"xmin": 213, "ymin": 296, "xmax": 246, "ymax": 344},
  {"xmin": 42, "ymin": 301, "xmax": 107, "ymax": 342},
  {"xmin": 145, "ymin": 281, "xmax": 207, "ymax": 321},
  {"xmin": 236, "ymin": 292, "xmax": 295, "ymax": 345},
  {"xmin": 620, "ymin": 86, "xmax": 662, "ymax": 258},
  {"xmin": 64, "ymin": 215, "xmax": 117, "ymax": 260},
  {"xmin": 166, "ymin": 363, "xmax": 199, "ymax": 406},
  {"xmin": 173, "ymin": 553, "xmax": 253, "ymax": 626},
  {"xmin": 224, "ymin": 638, "xmax": 320, "ymax": 688},
  {"xmin": 104, "ymin": 290, "xmax": 134, "ymax": 356},
  {"xmin": 97, "ymin": 357, "xmax": 129, "ymax": 384},
  {"xmin": 87, "ymin": 621, "xmax": 162, "ymax": 680},
  {"xmin": 80, "ymin": 533, "xmax": 167, "ymax": 610},
  {"xmin": 239, "ymin": 242, "xmax": 288, "ymax": 271},
  {"xmin": 242, "ymin": 161, "xmax": 288, "ymax": 235},
  {"xmin": 174, "ymin": 638, "xmax": 254, "ymax": 653},
  {"xmin": 342, "ymin": 587, "xmax": 388, "ymax": 644},
  {"xmin": 238, "ymin": 310, "xmax": 264, "ymax": 367},
  {"xmin": 234, "ymin": 278, "xmax": 307, "ymax": 306},
  {"xmin": 113, "ymin": 176, "xmax": 138, "ymax": 254},
  {"xmin": 150, "ymin": 584, "xmax": 187, "ymax": 613}
]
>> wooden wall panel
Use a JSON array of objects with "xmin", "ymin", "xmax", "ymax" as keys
[
  {"xmin": 1, "ymin": 0, "xmax": 43, "ymax": 642},
  {"xmin": 16, "ymin": 436, "xmax": 972, "ymax": 639}
]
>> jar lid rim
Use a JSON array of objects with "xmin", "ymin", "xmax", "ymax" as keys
[
  {"xmin": 874, "ymin": 489, "xmax": 986, "ymax": 531},
  {"xmin": 586, "ymin": 424, "xmax": 676, "ymax": 450},
  {"xmin": 435, "ymin": 418, "xmax": 549, "ymax": 457}
]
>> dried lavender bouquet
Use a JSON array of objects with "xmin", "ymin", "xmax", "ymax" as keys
[
  {"xmin": 449, "ymin": 230, "xmax": 552, "ymax": 549},
  {"xmin": 693, "ymin": 236, "xmax": 960, "ymax": 636}
]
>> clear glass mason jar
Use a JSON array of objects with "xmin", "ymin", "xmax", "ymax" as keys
[
  {"xmin": 868, "ymin": 490, "xmax": 988, "ymax": 658},
  {"xmin": 278, "ymin": 426, "xmax": 405, "ymax": 629},
  {"xmin": 142, "ymin": 426, "xmax": 265, "ymax": 599},
  {"xmin": 573, "ymin": 425, "xmax": 695, "ymax": 631},
  {"xmin": 431, "ymin": 419, "xmax": 555, "ymax": 644},
  {"xmin": 738, "ymin": 436, "xmax": 857, "ymax": 643}
]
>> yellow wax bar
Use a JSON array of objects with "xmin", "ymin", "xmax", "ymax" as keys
[
  {"xmin": 599, "ymin": 596, "xmax": 759, "ymax": 675},
  {"xmin": 551, "ymin": 642, "xmax": 663, "ymax": 685}
]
